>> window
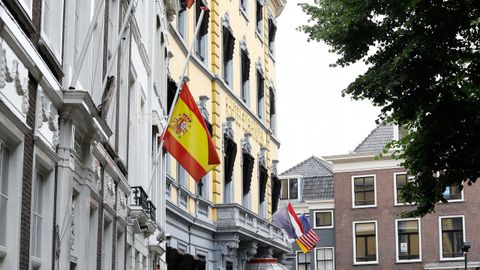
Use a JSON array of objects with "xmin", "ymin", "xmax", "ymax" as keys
[
  {"xmin": 166, "ymin": 153, "xmax": 171, "ymax": 176},
  {"xmin": 353, "ymin": 221, "xmax": 378, "ymax": 264},
  {"xmin": 315, "ymin": 248, "xmax": 334, "ymax": 270},
  {"xmin": 268, "ymin": 18, "xmax": 277, "ymax": 56},
  {"xmin": 41, "ymin": 0, "xmax": 64, "ymax": 60},
  {"xmin": 440, "ymin": 216, "xmax": 465, "ymax": 259},
  {"xmin": 31, "ymin": 173, "xmax": 44, "ymax": 259},
  {"xmin": 240, "ymin": 49, "xmax": 250, "ymax": 104},
  {"xmin": 314, "ymin": 211, "xmax": 333, "ymax": 229},
  {"xmin": 195, "ymin": 1, "xmax": 209, "ymax": 62},
  {"xmin": 280, "ymin": 178, "xmax": 298, "ymax": 200},
  {"xmin": 269, "ymin": 87, "xmax": 276, "ymax": 133},
  {"xmin": 256, "ymin": 70, "xmax": 264, "ymax": 119},
  {"xmin": 177, "ymin": 3, "xmax": 187, "ymax": 39},
  {"xmin": 256, "ymin": 0, "xmax": 263, "ymax": 35},
  {"xmin": 396, "ymin": 219, "xmax": 421, "ymax": 262},
  {"xmin": 442, "ymin": 185, "xmax": 463, "ymax": 201},
  {"xmin": 19, "ymin": 0, "xmax": 33, "ymax": 17},
  {"xmin": 352, "ymin": 175, "xmax": 376, "ymax": 207},
  {"xmin": 197, "ymin": 175, "xmax": 208, "ymax": 198},
  {"xmin": 394, "ymin": 173, "xmax": 413, "ymax": 205},
  {"xmin": 222, "ymin": 26, "xmax": 235, "ymax": 86},
  {"xmin": 177, "ymin": 164, "xmax": 187, "ymax": 186},
  {"xmin": 226, "ymin": 261, "xmax": 233, "ymax": 270},
  {"xmin": 296, "ymin": 251, "xmax": 310, "ymax": 270},
  {"xmin": 0, "ymin": 144, "xmax": 9, "ymax": 247}
]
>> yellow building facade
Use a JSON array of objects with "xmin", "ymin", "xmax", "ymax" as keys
[{"xmin": 165, "ymin": 0, "xmax": 289, "ymax": 269}]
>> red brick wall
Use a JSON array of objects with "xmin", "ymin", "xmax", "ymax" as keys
[{"xmin": 334, "ymin": 167, "xmax": 480, "ymax": 269}]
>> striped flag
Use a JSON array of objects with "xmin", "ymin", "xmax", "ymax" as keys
[
  {"xmin": 163, "ymin": 83, "xmax": 220, "ymax": 181},
  {"xmin": 272, "ymin": 203, "xmax": 304, "ymax": 239},
  {"xmin": 296, "ymin": 214, "xmax": 320, "ymax": 253}
]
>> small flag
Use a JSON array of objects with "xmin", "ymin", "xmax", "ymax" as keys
[
  {"xmin": 163, "ymin": 82, "xmax": 220, "ymax": 182},
  {"xmin": 296, "ymin": 214, "xmax": 320, "ymax": 253},
  {"xmin": 272, "ymin": 203, "xmax": 304, "ymax": 239}
]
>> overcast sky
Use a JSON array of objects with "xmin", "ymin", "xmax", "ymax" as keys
[{"xmin": 275, "ymin": 0, "xmax": 381, "ymax": 172}]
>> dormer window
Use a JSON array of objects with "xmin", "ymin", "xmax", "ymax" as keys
[{"xmin": 280, "ymin": 177, "xmax": 299, "ymax": 200}]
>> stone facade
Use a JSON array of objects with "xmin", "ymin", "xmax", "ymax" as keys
[{"xmin": 0, "ymin": 0, "xmax": 177, "ymax": 269}]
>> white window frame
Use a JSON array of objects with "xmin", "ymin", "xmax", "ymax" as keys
[
  {"xmin": 441, "ymin": 185, "xmax": 464, "ymax": 203},
  {"xmin": 313, "ymin": 210, "xmax": 334, "ymax": 229},
  {"xmin": 40, "ymin": 0, "xmax": 65, "ymax": 62},
  {"xmin": 296, "ymin": 250, "xmax": 311, "ymax": 270},
  {"xmin": 351, "ymin": 174, "xmax": 377, "ymax": 209},
  {"xmin": 352, "ymin": 220, "xmax": 378, "ymax": 265},
  {"xmin": 280, "ymin": 176, "xmax": 301, "ymax": 201},
  {"xmin": 439, "ymin": 215, "xmax": 466, "ymax": 261},
  {"xmin": 0, "ymin": 143, "xmax": 9, "ymax": 253},
  {"xmin": 30, "ymin": 173, "xmax": 44, "ymax": 262},
  {"xmin": 393, "ymin": 172, "xmax": 415, "ymax": 206},
  {"xmin": 314, "ymin": 247, "xmax": 335, "ymax": 270},
  {"xmin": 18, "ymin": 0, "xmax": 33, "ymax": 18},
  {"xmin": 395, "ymin": 218, "xmax": 422, "ymax": 263}
]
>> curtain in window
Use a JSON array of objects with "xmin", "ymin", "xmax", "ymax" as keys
[{"xmin": 242, "ymin": 153, "xmax": 255, "ymax": 194}]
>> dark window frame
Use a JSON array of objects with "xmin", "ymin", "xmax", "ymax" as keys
[{"xmin": 353, "ymin": 176, "xmax": 375, "ymax": 206}]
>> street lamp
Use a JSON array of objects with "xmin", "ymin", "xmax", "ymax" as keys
[{"xmin": 461, "ymin": 242, "xmax": 471, "ymax": 270}]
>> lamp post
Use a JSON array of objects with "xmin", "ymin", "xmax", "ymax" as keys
[{"xmin": 461, "ymin": 241, "xmax": 471, "ymax": 270}]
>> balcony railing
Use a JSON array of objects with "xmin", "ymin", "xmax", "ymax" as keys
[
  {"xmin": 147, "ymin": 200, "xmax": 156, "ymax": 222},
  {"xmin": 131, "ymin": 186, "xmax": 156, "ymax": 222}
]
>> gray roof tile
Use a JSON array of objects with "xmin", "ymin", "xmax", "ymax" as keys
[
  {"xmin": 354, "ymin": 124, "xmax": 395, "ymax": 154},
  {"xmin": 280, "ymin": 156, "xmax": 334, "ymax": 200}
]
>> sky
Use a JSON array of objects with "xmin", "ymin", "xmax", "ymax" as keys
[{"xmin": 275, "ymin": 0, "xmax": 381, "ymax": 172}]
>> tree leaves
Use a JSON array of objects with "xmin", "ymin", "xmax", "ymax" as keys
[{"xmin": 299, "ymin": 0, "xmax": 480, "ymax": 216}]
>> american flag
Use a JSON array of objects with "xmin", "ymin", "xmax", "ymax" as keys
[{"xmin": 297, "ymin": 214, "xmax": 320, "ymax": 251}]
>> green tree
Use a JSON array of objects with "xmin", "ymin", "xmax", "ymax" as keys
[{"xmin": 299, "ymin": 0, "xmax": 480, "ymax": 216}]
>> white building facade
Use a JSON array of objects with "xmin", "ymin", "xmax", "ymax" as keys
[{"xmin": 0, "ymin": 0, "xmax": 178, "ymax": 269}]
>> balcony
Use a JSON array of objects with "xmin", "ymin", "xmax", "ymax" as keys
[
  {"xmin": 215, "ymin": 203, "xmax": 290, "ymax": 254},
  {"xmin": 129, "ymin": 186, "xmax": 157, "ymax": 235}
]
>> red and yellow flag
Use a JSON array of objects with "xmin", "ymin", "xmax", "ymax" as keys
[{"xmin": 163, "ymin": 83, "xmax": 220, "ymax": 182}]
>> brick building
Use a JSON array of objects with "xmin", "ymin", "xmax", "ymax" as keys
[{"xmin": 325, "ymin": 124, "xmax": 480, "ymax": 270}]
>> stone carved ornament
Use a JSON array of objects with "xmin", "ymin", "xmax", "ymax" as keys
[
  {"xmin": 0, "ymin": 40, "xmax": 29, "ymax": 114},
  {"xmin": 36, "ymin": 86, "xmax": 60, "ymax": 146},
  {"xmin": 223, "ymin": 117, "xmax": 235, "ymax": 140},
  {"xmin": 241, "ymin": 133, "xmax": 252, "ymax": 154}
]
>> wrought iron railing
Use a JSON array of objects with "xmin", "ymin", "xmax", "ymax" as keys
[
  {"xmin": 147, "ymin": 200, "xmax": 156, "ymax": 222},
  {"xmin": 131, "ymin": 186, "xmax": 149, "ymax": 211}
]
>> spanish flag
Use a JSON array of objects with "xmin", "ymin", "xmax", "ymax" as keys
[{"xmin": 163, "ymin": 83, "xmax": 220, "ymax": 182}]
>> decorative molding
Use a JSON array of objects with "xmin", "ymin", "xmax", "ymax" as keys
[
  {"xmin": 223, "ymin": 117, "xmax": 235, "ymax": 140},
  {"xmin": 271, "ymin": 160, "xmax": 279, "ymax": 175},
  {"xmin": 240, "ymin": 35, "xmax": 249, "ymax": 54},
  {"xmin": 241, "ymin": 133, "xmax": 252, "ymax": 154},
  {"xmin": 239, "ymin": 241, "xmax": 258, "ymax": 262},
  {"xmin": 197, "ymin": 95, "xmax": 209, "ymax": 121},
  {"xmin": 222, "ymin": 12, "xmax": 233, "ymax": 33},
  {"xmin": 258, "ymin": 147, "xmax": 268, "ymax": 168},
  {"xmin": 217, "ymin": 235, "xmax": 240, "ymax": 256},
  {"xmin": 0, "ymin": 41, "xmax": 29, "ymax": 115},
  {"xmin": 256, "ymin": 58, "xmax": 264, "ymax": 76}
]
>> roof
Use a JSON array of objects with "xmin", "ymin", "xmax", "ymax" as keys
[
  {"xmin": 280, "ymin": 156, "xmax": 334, "ymax": 200},
  {"xmin": 354, "ymin": 124, "xmax": 395, "ymax": 154}
]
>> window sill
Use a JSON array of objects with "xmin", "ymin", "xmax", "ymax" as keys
[
  {"xmin": 0, "ymin": 245, "xmax": 6, "ymax": 258},
  {"xmin": 314, "ymin": 226, "xmax": 334, "ymax": 229},
  {"xmin": 255, "ymin": 30, "xmax": 264, "ymax": 44},
  {"xmin": 31, "ymin": 256, "xmax": 41, "ymax": 267},
  {"xmin": 353, "ymin": 261, "xmax": 378, "ymax": 265},
  {"xmin": 440, "ymin": 257, "xmax": 465, "ymax": 262},
  {"xmin": 396, "ymin": 259, "xmax": 422, "ymax": 264},
  {"xmin": 240, "ymin": 8, "xmax": 249, "ymax": 22},
  {"xmin": 352, "ymin": 204, "xmax": 377, "ymax": 209}
]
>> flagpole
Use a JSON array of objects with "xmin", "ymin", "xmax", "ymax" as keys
[{"xmin": 147, "ymin": 1, "xmax": 209, "ymax": 195}]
